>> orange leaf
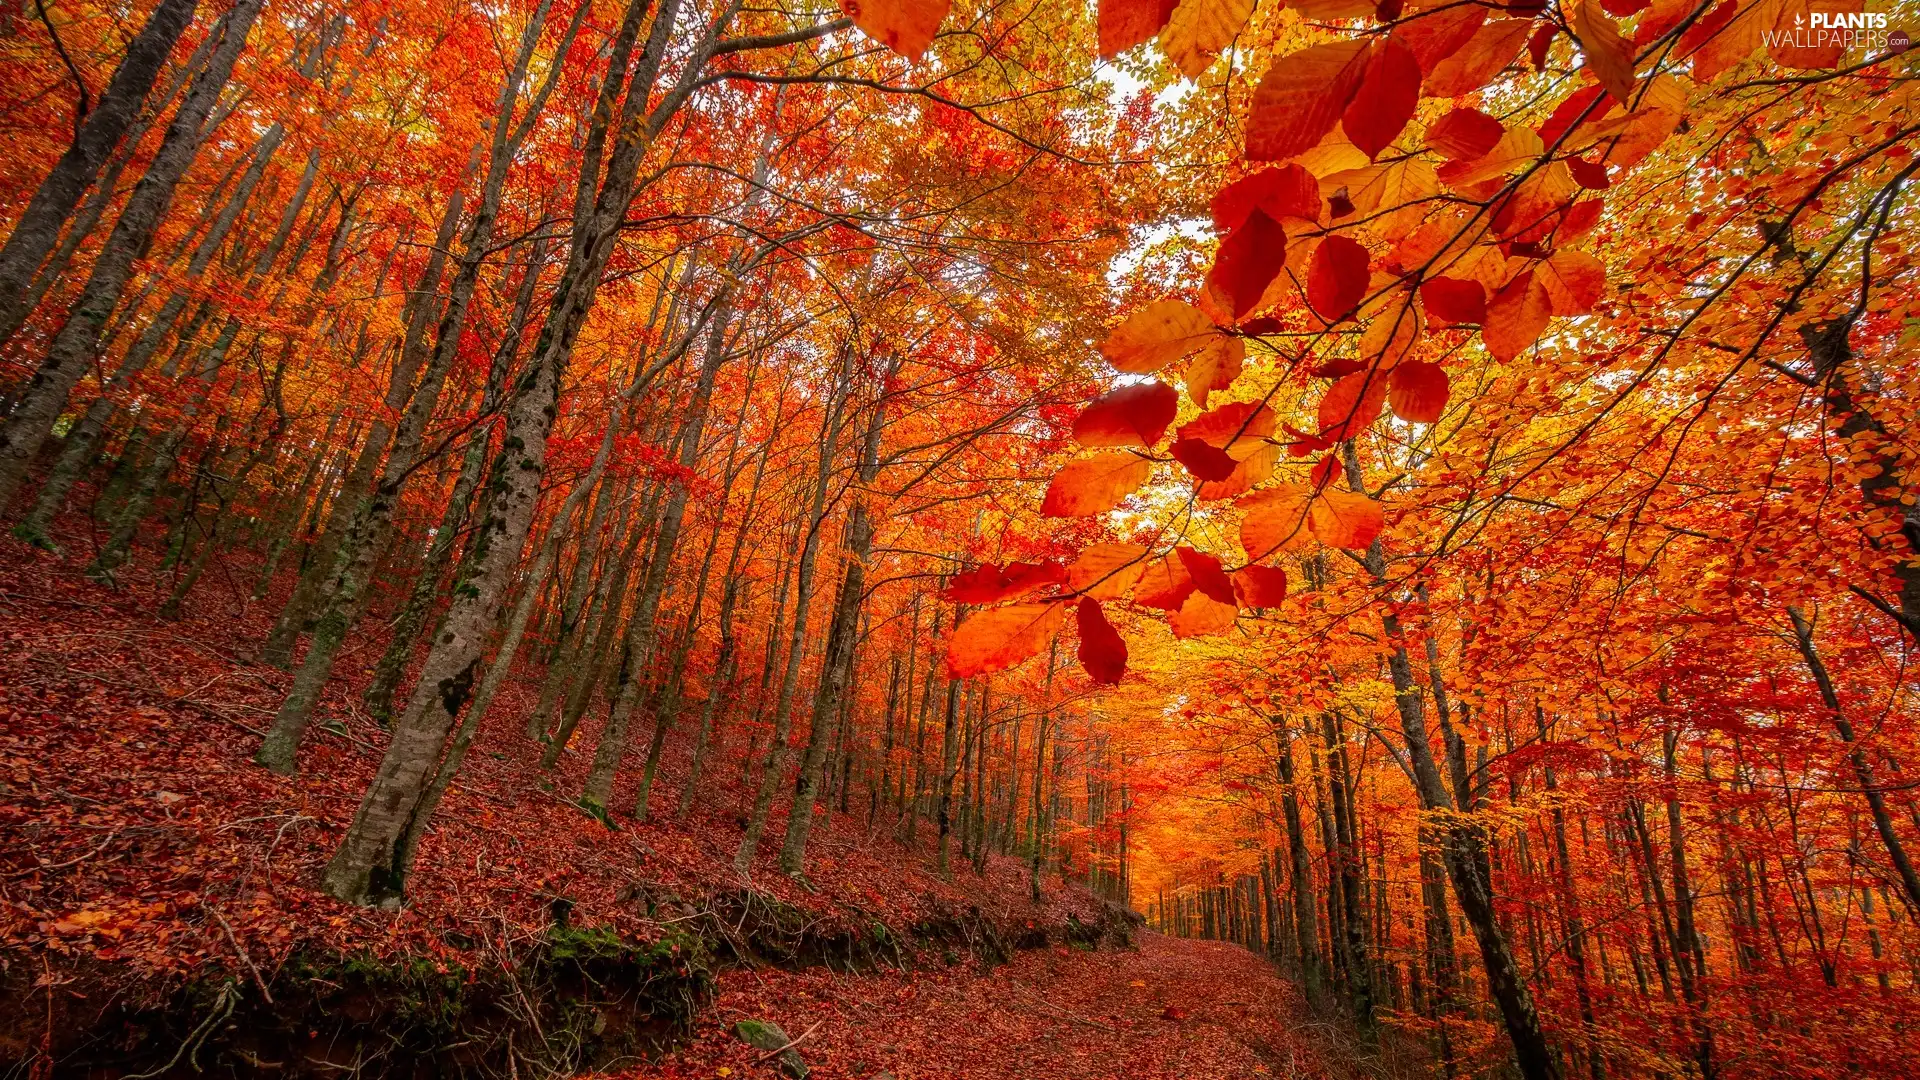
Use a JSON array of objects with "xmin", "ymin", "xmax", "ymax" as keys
[
  {"xmin": 1072, "ymin": 381, "xmax": 1179, "ymax": 447},
  {"xmin": 1239, "ymin": 484, "xmax": 1315, "ymax": 561},
  {"xmin": 1309, "ymin": 488, "xmax": 1385, "ymax": 549},
  {"xmin": 1233, "ymin": 564, "xmax": 1289, "ymax": 607},
  {"xmin": 1100, "ymin": 300, "xmax": 1215, "ymax": 374},
  {"xmin": 1343, "ymin": 39, "xmax": 1421, "ymax": 159},
  {"xmin": 1388, "ymin": 361, "xmax": 1450, "ymax": 423},
  {"xmin": 1041, "ymin": 452, "xmax": 1154, "ymax": 517},
  {"xmin": 1307, "ymin": 236, "xmax": 1370, "ymax": 323},
  {"xmin": 947, "ymin": 602, "xmax": 1065, "ymax": 677},
  {"xmin": 1198, "ymin": 442, "xmax": 1279, "ymax": 501},
  {"xmin": 1317, "ymin": 370, "xmax": 1386, "ymax": 440},
  {"xmin": 1178, "ymin": 400, "xmax": 1275, "ymax": 451},
  {"xmin": 1391, "ymin": 4, "xmax": 1487, "ymax": 75},
  {"xmin": 1568, "ymin": 0, "xmax": 1636, "ymax": 105},
  {"xmin": 1184, "ymin": 334, "xmax": 1245, "ymax": 408},
  {"xmin": 1246, "ymin": 39, "xmax": 1370, "ymax": 162},
  {"xmin": 1135, "ymin": 553, "xmax": 1196, "ymax": 610},
  {"xmin": 1423, "ymin": 18, "xmax": 1531, "ymax": 98},
  {"xmin": 1067, "ymin": 543, "xmax": 1150, "ymax": 600},
  {"xmin": 1076, "ymin": 597, "xmax": 1128, "ymax": 684},
  {"xmin": 1426, "ymin": 108, "xmax": 1505, "ymax": 162},
  {"xmin": 1538, "ymin": 249, "xmax": 1606, "ymax": 315},
  {"xmin": 1169, "ymin": 589, "xmax": 1238, "ymax": 638},
  {"xmin": 1482, "ymin": 268, "xmax": 1552, "ymax": 360},
  {"xmin": 841, "ymin": 0, "xmax": 950, "ymax": 60}
]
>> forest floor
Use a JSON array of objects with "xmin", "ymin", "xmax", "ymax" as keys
[{"xmin": 0, "ymin": 525, "xmax": 1330, "ymax": 1078}]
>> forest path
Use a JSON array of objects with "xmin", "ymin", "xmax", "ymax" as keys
[{"xmin": 620, "ymin": 931, "xmax": 1317, "ymax": 1080}]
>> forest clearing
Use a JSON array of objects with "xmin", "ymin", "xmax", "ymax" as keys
[{"xmin": 0, "ymin": 0, "xmax": 1916, "ymax": 1078}]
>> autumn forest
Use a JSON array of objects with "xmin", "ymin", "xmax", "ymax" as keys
[{"xmin": 0, "ymin": 0, "xmax": 1914, "ymax": 1077}]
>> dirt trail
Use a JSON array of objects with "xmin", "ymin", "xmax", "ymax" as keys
[{"xmin": 621, "ymin": 932, "xmax": 1319, "ymax": 1080}]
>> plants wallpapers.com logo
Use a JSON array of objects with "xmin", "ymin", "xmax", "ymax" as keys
[{"xmin": 1764, "ymin": 6, "xmax": 1910, "ymax": 56}]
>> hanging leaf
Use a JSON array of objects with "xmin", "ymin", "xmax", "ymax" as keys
[
  {"xmin": 1308, "ymin": 488, "xmax": 1385, "ymax": 549},
  {"xmin": 1071, "ymin": 381, "xmax": 1180, "ymax": 447},
  {"xmin": 1198, "ymin": 442, "xmax": 1280, "ymax": 501},
  {"xmin": 1171, "ymin": 438, "xmax": 1238, "ymax": 482},
  {"xmin": 841, "ymin": 0, "xmax": 951, "ymax": 60},
  {"xmin": 1342, "ymin": 39, "xmax": 1422, "ymax": 159},
  {"xmin": 1420, "ymin": 276, "xmax": 1487, "ymax": 325},
  {"xmin": 1178, "ymin": 400, "xmax": 1276, "ymax": 452},
  {"xmin": 942, "ymin": 562, "xmax": 1067, "ymax": 603},
  {"xmin": 1169, "ymin": 589, "xmax": 1238, "ymax": 638},
  {"xmin": 1135, "ymin": 553, "xmax": 1197, "ymax": 610},
  {"xmin": 1569, "ymin": 0, "xmax": 1636, "ymax": 104},
  {"xmin": 1206, "ymin": 209, "xmax": 1288, "ymax": 320},
  {"xmin": 1233, "ymin": 564, "xmax": 1289, "ymax": 607},
  {"xmin": 1067, "ymin": 543, "xmax": 1150, "ymax": 600},
  {"xmin": 1184, "ymin": 334, "xmax": 1246, "ymax": 408},
  {"xmin": 1423, "ymin": 19, "xmax": 1532, "ymax": 98},
  {"xmin": 1075, "ymin": 597, "xmax": 1128, "ymax": 683},
  {"xmin": 1307, "ymin": 236, "xmax": 1370, "ymax": 323},
  {"xmin": 1482, "ymin": 268, "xmax": 1552, "ymax": 361},
  {"xmin": 1098, "ymin": 0, "xmax": 1179, "ymax": 57},
  {"xmin": 1317, "ymin": 370, "xmax": 1386, "ymax": 440},
  {"xmin": 1539, "ymin": 249, "xmax": 1606, "ymax": 315},
  {"xmin": 947, "ymin": 602, "xmax": 1066, "ymax": 677},
  {"xmin": 1041, "ymin": 451, "xmax": 1154, "ymax": 517},
  {"xmin": 1175, "ymin": 546, "xmax": 1237, "ymax": 604},
  {"xmin": 1246, "ymin": 39, "xmax": 1370, "ymax": 162},
  {"xmin": 1426, "ymin": 108, "xmax": 1505, "ymax": 162},
  {"xmin": 1390, "ymin": 4, "xmax": 1487, "ymax": 75},
  {"xmin": 1158, "ymin": 0, "xmax": 1256, "ymax": 76},
  {"xmin": 1100, "ymin": 300, "xmax": 1215, "ymax": 374},
  {"xmin": 1211, "ymin": 165, "xmax": 1323, "ymax": 230},
  {"xmin": 1388, "ymin": 361, "xmax": 1450, "ymax": 423},
  {"xmin": 1239, "ymin": 484, "xmax": 1315, "ymax": 562}
]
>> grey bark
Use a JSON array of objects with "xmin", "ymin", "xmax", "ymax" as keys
[
  {"xmin": 0, "ymin": 0, "xmax": 260, "ymax": 517},
  {"xmin": 0, "ymin": 0, "xmax": 201, "ymax": 344}
]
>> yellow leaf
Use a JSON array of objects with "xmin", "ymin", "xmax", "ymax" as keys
[
  {"xmin": 1159, "ymin": 0, "xmax": 1256, "ymax": 77},
  {"xmin": 1101, "ymin": 300, "xmax": 1216, "ymax": 374},
  {"xmin": 1041, "ymin": 452, "xmax": 1154, "ymax": 518}
]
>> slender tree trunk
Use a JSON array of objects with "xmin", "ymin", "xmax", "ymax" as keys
[
  {"xmin": 0, "ymin": 0, "xmax": 261, "ymax": 517},
  {"xmin": 0, "ymin": 0, "xmax": 202, "ymax": 344}
]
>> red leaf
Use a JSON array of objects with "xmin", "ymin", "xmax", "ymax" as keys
[
  {"xmin": 1072, "ymin": 381, "xmax": 1179, "ymax": 447},
  {"xmin": 1307, "ymin": 236, "xmax": 1370, "ymax": 323},
  {"xmin": 1388, "ymin": 361, "xmax": 1450, "ymax": 422},
  {"xmin": 942, "ymin": 562, "xmax": 1067, "ymax": 604},
  {"xmin": 1343, "ymin": 39, "xmax": 1421, "ymax": 159},
  {"xmin": 1178, "ymin": 400, "xmax": 1276, "ymax": 448},
  {"xmin": 1211, "ymin": 165, "xmax": 1323, "ymax": 231},
  {"xmin": 1566, "ymin": 156, "xmax": 1611, "ymax": 189},
  {"xmin": 1233, "ymin": 564, "xmax": 1289, "ymax": 607},
  {"xmin": 1420, "ymin": 277, "xmax": 1487, "ymax": 325},
  {"xmin": 1170, "ymin": 438, "xmax": 1238, "ymax": 482},
  {"xmin": 1206, "ymin": 209, "xmax": 1287, "ymax": 319},
  {"xmin": 1426, "ymin": 108, "xmax": 1504, "ymax": 162},
  {"xmin": 1175, "ymin": 546, "xmax": 1237, "ymax": 605},
  {"xmin": 1538, "ymin": 85, "xmax": 1614, "ymax": 147},
  {"xmin": 1098, "ymin": 0, "xmax": 1178, "ymax": 57},
  {"xmin": 1076, "ymin": 597, "xmax": 1128, "ymax": 684}
]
